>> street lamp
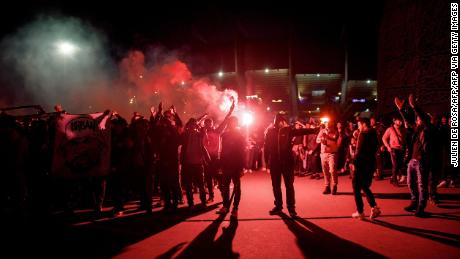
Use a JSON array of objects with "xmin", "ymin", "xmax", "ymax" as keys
[{"xmin": 55, "ymin": 41, "xmax": 78, "ymax": 57}]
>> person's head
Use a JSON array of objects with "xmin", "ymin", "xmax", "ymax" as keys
[
  {"xmin": 358, "ymin": 117, "xmax": 371, "ymax": 131},
  {"xmin": 325, "ymin": 119, "xmax": 335, "ymax": 129},
  {"xmin": 294, "ymin": 121, "xmax": 302, "ymax": 129},
  {"xmin": 228, "ymin": 116, "xmax": 239, "ymax": 130},
  {"xmin": 337, "ymin": 122, "xmax": 343, "ymax": 130},
  {"xmin": 441, "ymin": 115, "xmax": 448, "ymax": 125},
  {"xmin": 348, "ymin": 121, "xmax": 354, "ymax": 130},
  {"xmin": 54, "ymin": 104, "xmax": 64, "ymax": 113},
  {"xmin": 162, "ymin": 110, "xmax": 175, "ymax": 126},
  {"xmin": 370, "ymin": 117, "xmax": 376, "ymax": 127},
  {"xmin": 185, "ymin": 118, "xmax": 198, "ymax": 131},
  {"xmin": 204, "ymin": 118, "xmax": 214, "ymax": 129},
  {"xmin": 393, "ymin": 116, "xmax": 403, "ymax": 128},
  {"xmin": 132, "ymin": 112, "xmax": 143, "ymax": 121},
  {"xmin": 133, "ymin": 118, "xmax": 149, "ymax": 137},
  {"xmin": 274, "ymin": 113, "xmax": 288, "ymax": 127},
  {"xmin": 111, "ymin": 117, "xmax": 127, "ymax": 134}
]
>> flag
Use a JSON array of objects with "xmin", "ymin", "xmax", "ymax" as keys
[{"xmin": 51, "ymin": 112, "xmax": 111, "ymax": 178}]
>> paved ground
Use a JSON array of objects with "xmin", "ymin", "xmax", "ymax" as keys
[{"xmin": 8, "ymin": 171, "xmax": 460, "ymax": 258}]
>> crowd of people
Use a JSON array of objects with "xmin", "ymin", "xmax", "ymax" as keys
[{"xmin": 0, "ymin": 93, "xmax": 455, "ymax": 225}]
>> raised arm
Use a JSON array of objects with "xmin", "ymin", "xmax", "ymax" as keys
[
  {"xmin": 395, "ymin": 97, "xmax": 411, "ymax": 128},
  {"xmin": 196, "ymin": 113, "xmax": 208, "ymax": 125},
  {"xmin": 292, "ymin": 127, "xmax": 319, "ymax": 137},
  {"xmin": 216, "ymin": 99, "xmax": 235, "ymax": 134},
  {"xmin": 408, "ymin": 94, "xmax": 431, "ymax": 126},
  {"xmin": 170, "ymin": 105, "xmax": 183, "ymax": 128}
]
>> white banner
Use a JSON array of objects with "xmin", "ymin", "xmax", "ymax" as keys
[{"xmin": 51, "ymin": 112, "xmax": 111, "ymax": 177}]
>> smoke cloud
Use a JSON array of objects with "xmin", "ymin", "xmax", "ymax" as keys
[{"xmin": 0, "ymin": 15, "xmax": 238, "ymax": 122}]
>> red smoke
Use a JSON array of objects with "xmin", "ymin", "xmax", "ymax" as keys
[{"xmin": 117, "ymin": 50, "xmax": 238, "ymax": 122}]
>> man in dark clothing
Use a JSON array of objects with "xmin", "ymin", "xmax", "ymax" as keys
[
  {"xmin": 109, "ymin": 113, "xmax": 131, "ymax": 216},
  {"xmin": 395, "ymin": 94, "xmax": 433, "ymax": 217},
  {"xmin": 202, "ymin": 100, "xmax": 235, "ymax": 202},
  {"xmin": 129, "ymin": 115, "xmax": 153, "ymax": 213},
  {"xmin": 371, "ymin": 117, "xmax": 386, "ymax": 180},
  {"xmin": 151, "ymin": 103, "xmax": 183, "ymax": 212},
  {"xmin": 264, "ymin": 114, "xmax": 318, "ymax": 217},
  {"xmin": 181, "ymin": 118, "xmax": 210, "ymax": 209},
  {"xmin": 217, "ymin": 116, "xmax": 246, "ymax": 218},
  {"xmin": 351, "ymin": 118, "xmax": 381, "ymax": 220}
]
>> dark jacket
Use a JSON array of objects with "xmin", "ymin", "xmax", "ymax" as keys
[
  {"xmin": 220, "ymin": 128, "xmax": 246, "ymax": 173},
  {"xmin": 264, "ymin": 126, "xmax": 318, "ymax": 168},
  {"xmin": 354, "ymin": 128, "xmax": 379, "ymax": 169},
  {"xmin": 399, "ymin": 106, "xmax": 433, "ymax": 168},
  {"xmin": 180, "ymin": 128, "xmax": 210, "ymax": 165}
]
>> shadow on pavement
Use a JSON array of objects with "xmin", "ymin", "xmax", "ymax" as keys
[
  {"xmin": 337, "ymin": 192, "xmax": 460, "ymax": 201},
  {"xmin": 279, "ymin": 212, "xmax": 388, "ymax": 259},
  {"xmin": 161, "ymin": 214, "xmax": 239, "ymax": 259},
  {"xmin": 369, "ymin": 219, "xmax": 460, "ymax": 248},
  {"xmin": 8, "ymin": 203, "xmax": 221, "ymax": 258}
]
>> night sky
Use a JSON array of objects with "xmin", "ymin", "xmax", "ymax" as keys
[{"xmin": 0, "ymin": 1, "xmax": 383, "ymax": 78}]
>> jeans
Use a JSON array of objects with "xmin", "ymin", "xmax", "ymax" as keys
[
  {"xmin": 390, "ymin": 149, "xmax": 405, "ymax": 181},
  {"xmin": 407, "ymin": 159, "xmax": 429, "ymax": 209},
  {"xmin": 353, "ymin": 165, "xmax": 376, "ymax": 213},
  {"xmin": 270, "ymin": 164, "xmax": 295, "ymax": 210},
  {"xmin": 220, "ymin": 169, "xmax": 242, "ymax": 209}
]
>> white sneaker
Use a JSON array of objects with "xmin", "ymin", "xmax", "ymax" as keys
[
  {"xmin": 216, "ymin": 207, "xmax": 228, "ymax": 215},
  {"xmin": 352, "ymin": 211, "xmax": 365, "ymax": 220},
  {"xmin": 399, "ymin": 175, "xmax": 407, "ymax": 183},
  {"xmin": 437, "ymin": 180, "xmax": 447, "ymax": 188},
  {"xmin": 370, "ymin": 206, "xmax": 381, "ymax": 220}
]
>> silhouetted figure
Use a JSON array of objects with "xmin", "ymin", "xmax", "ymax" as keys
[
  {"xmin": 395, "ymin": 94, "xmax": 434, "ymax": 217},
  {"xmin": 152, "ymin": 103, "xmax": 183, "ymax": 212},
  {"xmin": 216, "ymin": 116, "xmax": 245, "ymax": 218},
  {"xmin": 351, "ymin": 117, "xmax": 381, "ymax": 220},
  {"xmin": 202, "ymin": 100, "xmax": 235, "ymax": 202},
  {"xmin": 181, "ymin": 118, "xmax": 210, "ymax": 209},
  {"xmin": 264, "ymin": 114, "xmax": 318, "ymax": 217}
]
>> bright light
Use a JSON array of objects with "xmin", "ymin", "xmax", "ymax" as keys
[
  {"xmin": 338, "ymin": 92, "xmax": 342, "ymax": 96},
  {"xmin": 316, "ymin": 107, "xmax": 320, "ymax": 111},
  {"xmin": 129, "ymin": 96, "xmax": 135, "ymax": 104},
  {"xmin": 316, "ymin": 73, "xmax": 320, "ymax": 77},
  {"xmin": 139, "ymin": 75, "xmax": 143, "ymax": 79},
  {"xmin": 218, "ymin": 71, "xmax": 223, "ymax": 77},
  {"xmin": 272, "ymin": 99, "xmax": 283, "ymax": 103},
  {"xmin": 365, "ymin": 108, "xmax": 370, "ymax": 112},
  {"xmin": 374, "ymin": 98, "xmax": 378, "ymax": 101},
  {"xmin": 266, "ymin": 107, "xmax": 271, "ymax": 111},
  {"xmin": 242, "ymin": 112, "xmax": 254, "ymax": 126},
  {"xmin": 367, "ymin": 80, "xmax": 371, "ymax": 84},
  {"xmin": 55, "ymin": 41, "xmax": 78, "ymax": 56},
  {"xmin": 352, "ymin": 98, "xmax": 366, "ymax": 103},
  {"xmin": 320, "ymin": 117, "xmax": 330, "ymax": 124},
  {"xmin": 181, "ymin": 81, "xmax": 185, "ymax": 85},
  {"xmin": 265, "ymin": 68, "xmax": 269, "ymax": 73}
]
